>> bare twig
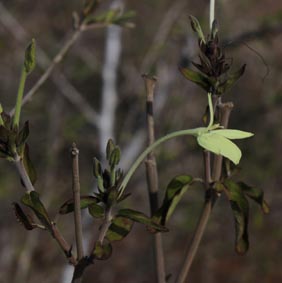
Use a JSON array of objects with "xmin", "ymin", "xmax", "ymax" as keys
[
  {"xmin": 14, "ymin": 157, "xmax": 34, "ymax": 193},
  {"xmin": 143, "ymin": 74, "xmax": 166, "ymax": 283},
  {"xmin": 71, "ymin": 143, "xmax": 84, "ymax": 261}
]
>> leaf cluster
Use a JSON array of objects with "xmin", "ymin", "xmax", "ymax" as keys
[{"xmin": 179, "ymin": 16, "xmax": 246, "ymax": 95}]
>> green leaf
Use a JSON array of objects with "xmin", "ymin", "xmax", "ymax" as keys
[
  {"xmin": 12, "ymin": 202, "xmax": 34, "ymax": 230},
  {"xmin": 59, "ymin": 196, "xmax": 99, "ymax": 214},
  {"xmin": 224, "ymin": 179, "xmax": 249, "ymax": 255},
  {"xmin": 106, "ymin": 139, "xmax": 115, "ymax": 161},
  {"xmin": 93, "ymin": 157, "xmax": 102, "ymax": 178},
  {"xmin": 107, "ymin": 187, "xmax": 118, "ymax": 207},
  {"xmin": 237, "ymin": 182, "xmax": 270, "ymax": 214},
  {"xmin": 189, "ymin": 15, "xmax": 206, "ymax": 43},
  {"xmin": 113, "ymin": 10, "xmax": 136, "ymax": 27},
  {"xmin": 21, "ymin": 191, "xmax": 52, "ymax": 231},
  {"xmin": 93, "ymin": 241, "xmax": 112, "ymax": 260},
  {"xmin": 24, "ymin": 39, "xmax": 36, "ymax": 75},
  {"xmin": 197, "ymin": 133, "xmax": 242, "ymax": 165},
  {"xmin": 106, "ymin": 216, "xmax": 133, "ymax": 242},
  {"xmin": 211, "ymin": 129, "xmax": 254, "ymax": 139},
  {"xmin": 88, "ymin": 203, "xmax": 105, "ymax": 218},
  {"xmin": 22, "ymin": 144, "xmax": 37, "ymax": 185},
  {"xmin": 109, "ymin": 146, "xmax": 121, "ymax": 168},
  {"xmin": 179, "ymin": 67, "xmax": 211, "ymax": 92},
  {"xmin": 154, "ymin": 175, "xmax": 194, "ymax": 225},
  {"xmin": 117, "ymin": 209, "xmax": 168, "ymax": 233},
  {"xmin": 217, "ymin": 64, "xmax": 246, "ymax": 94}
]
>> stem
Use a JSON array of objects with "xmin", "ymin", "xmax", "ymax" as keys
[
  {"xmin": 14, "ymin": 156, "xmax": 34, "ymax": 192},
  {"xmin": 118, "ymin": 127, "xmax": 202, "ymax": 197},
  {"xmin": 14, "ymin": 156, "xmax": 77, "ymax": 266},
  {"xmin": 143, "ymin": 74, "xmax": 166, "ymax": 283},
  {"xmin": 209, "ymin": 0, "xmax": 215, "ymax": 29},
  {"xmin": 207, "ymin": 92, "xmax": 214, "ymax": 128},
  {"xmin": 71, "ymin": 143, "xmax": 84, "ymax": 261},
  {"xmin": 9, "ymin": 23, "xmax": 108, "ymax": 116},
  {"xmin": 51, "ymin": 224, "xmax": 77, "ymax": 266},
  {"xmin": 13, "ymin": 68, "xmax": 27, "ymax": 128},
  {"xmin": 175, "ymin": 199, "xmax": 213, "ymax": 283},
  {"xmin": 212, "ymin": 102, "xmax": 234, "ymax": 180}
]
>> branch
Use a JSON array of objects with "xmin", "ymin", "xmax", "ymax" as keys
[
  {"xmin": 143, "ymin": 74, "xmax": 166, "ymax": 283},
  {"xmin": 71, "ymin": 143, "xmax": 84, "ymax": 261},
  {"xmin": 0, "ymin": 3, "xmax": 102, "ymax": 127},
  {"xmin": 224, "ymin": 23, "xmax": 282, "ymax": 49}
]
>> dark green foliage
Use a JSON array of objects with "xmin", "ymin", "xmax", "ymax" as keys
[
  {"xmin": 24, "ymin": 39, "xmax": 36, "ymax": 75},
  {"xmin": 21, "ymin": 191, "xmax": 52, "ymax": 231},
  {"xmin": 22, "ymin": 144, "xmax": 37, "ymax": 185},
  {"xmin": 180, "ymin": 17, "xmax": 246, "ymax": 95},
  {"xmin": 12, "ymin": 202, "xmax": 35, "ymax": 230},
  {"xmin": 106, "ymin": 217, "xmax": 134, "ymax": 242},
  {"xmin": 88, "ymin": 203, "xmax": 105, "ymax": 218},
  {"xmin": 59, "ymin": 196, "xmax": 100, "ymax": 214},
  {"xmin": 117, "ymin": 209, "xmax": 168, "ymax": 233},
  {"xmin": 93, "ymin": 241, "xmax": 112, "ymax": 260},
  {"xmin": 223, "ymin": 179, "xmax": 249, "ymax": 254},
  {"xmin": 154, "ymin": 175, "xmax": 194, "ymax": 225}
]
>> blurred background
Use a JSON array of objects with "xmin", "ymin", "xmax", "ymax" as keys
[{"xmin": 0, "ymin": 0, "xmax": 281, "ymax": 282}]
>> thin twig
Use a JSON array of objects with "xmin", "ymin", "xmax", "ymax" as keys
[
  {"xmin": 175, "ymin": 199, "xmax": 213, "ymax": 283},
  {"xmin": 71, "ymin": 143, "xmax": 84, "ymax": 261},
  {"xmin": 51, "ymin": 224, "xmax": 77, "ymax": 266},
  {"xmin": 142, "ymin": 74, "xmax": 166, "ymax": 283},
  {"xmin": 14, "ymin": 157, "xmax": 34, "ymax": 193},
  {"xmin": 212, "ymin": 102, "xmax": 234, "ymax": 181},
  {"xmin": 14, "ymin": 155, "xmax": 77, "ymax": 265},
  {"xmin": 9, "ymin": 23, "xmax": 107, "ymax": 116}
]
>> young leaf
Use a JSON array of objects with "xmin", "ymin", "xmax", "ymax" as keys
[
  {"xmin": 106, "ymin": 139, "xmax": 115, "ymax": 161},
  {"xmin": 59, "ymin": 196, "xmax": 99, "ymax": 214},
  {"xmin": 189, "ymin": 15, "xmax": 206, "ymax": 43},
  {"xmin": 22, "ymin": 144, "xmax": 37, "ymax": 185},
  {"xmin": 93, "ymin": 157, "xmax": 102, "ymax": 178},
  {"xmin": 24, "ymin": 39, "xmax": 36, "ymax": 75},
  {"xmin": 154, "ymin": 175, "xmax": 194, "ymax": 225},
  {"xmin": 106, "ymin": 216, "xmax": 134, "ymax": 242},
  {"xmin": 224, "ymin": 179, "xmax": 249, "ymax": 255},
  {"xmin": 21, "ymin": 191, "xmax": 52, "ymax": 231},
  {"xmin": 12, "ymin": 202, "xmax": 34, "ymax": 230},
  {"xmin": 88, "ymin": 203, "xmax": 105, "ymax": 218},
  {"xmin": 197, "ymin": 133, "xmax": 242, "ymax": 165},
  {"xmin": 237, "ymin": 182, "xmax": 270, "ymax": 214},
  {"xmin": 93, "ymin": 241, "xmax": 112, "ymax": 260},
  {"xmin": 179, "ymin": 67, "xmax": 211, "ymax": 92},
  {"xmin": 217, "ymin": 64, "xmax": 246, "ymax": 94},
  {"xmin": 109, "ymin": 146, "xmax": 121, "ymax": 168},
  {"xmin": 211, "ymin": 129, "xmax": 254, "ymax": 139},
  {"xmin": 117, "ymin": 209, "xmax": 168, "ymax": 233}
]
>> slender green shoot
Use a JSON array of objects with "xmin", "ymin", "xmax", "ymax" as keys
[
  {"xmin": 118, "ymin": 127, "xmax": 203, "ymax": 197},
  {"xmin": 13, "ymin": 68, "xmax": 27, "ymax": 129}
]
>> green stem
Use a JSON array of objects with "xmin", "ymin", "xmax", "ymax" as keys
[
  {"xmin": 13, "ymin": 68, "xmax": 27, "ymax": 128},
  {"xmin": 207, "ymin": 92, "xmax": 214, "ymax": 128},
  {"xmin": 209, "ymin": 0, "xmax": 215, "ymax": 29},
  {"xmin": 119, "ymin": 128, "xmax": 202, "ymax": 197}
]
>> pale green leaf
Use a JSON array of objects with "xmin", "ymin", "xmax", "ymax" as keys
[
  {"xmin": 211, "ymin": 129, "xmax": 254, "ymax": 140},
  {"xmin": 197, "ymin": 133, "xmax": 242, "ymax": 164}
]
